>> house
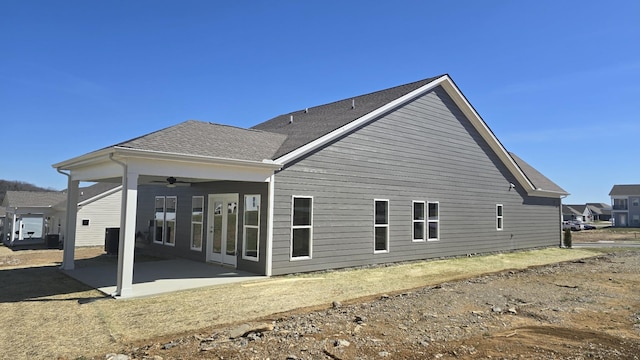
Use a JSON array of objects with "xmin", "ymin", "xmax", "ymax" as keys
[
  {"xmin": 52, "ymin": 74, "xmax": 568, "ymax": 297},
  {"xmin": 586, "ymin": 203, "xmax": 612, "ymax": 222},
  {"xmin": 609, "ymin": 184, "xmax": 640, "ymax": 227},
  {"xmin": 1, "ymin": 183, "xmax": 121, "ymax": 247},
  {"xmin": 563, "ymin": 204, "xmax": 593, "ymax": 222},
  {"xmin": 562, "ymin": 205, "xmax": 583, "ymax": 222},
  {"xmin": 0, "ymin": 206, "xmax": 6, "ymax": 237},
  {"xmin": 2, "ymin": 190, "xmax": 66, "ymax": 246},
  {"xmin": 56, "ymin": 182, "xmax": 123, "ymax": 247}
]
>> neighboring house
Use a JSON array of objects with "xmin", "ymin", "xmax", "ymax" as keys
[
  {"xmin": 2, "ymin": 190, "xmax": 66, "ymax": 246},
  {"xmin": 0, "ymin": 206, "xmax": 6, "ymax": 237},
  {"xmin": 1, "ymin": 183, "xmax": 121, "ymax": 247},
  {"xmin": 53, "ymin": 74, "xmax": 568, "ymax": 298},
  {"xmin": 586, "ymin": 203, "xmax": 612, "ymax": 221},
  {"xmin": 562, "ymin": 205, "xmax": 583, "ymax": 221},
  {"xmin": 563, "ymin": 204, "xmax": 593, "ymax": 222},
  {"xmin": 56, "ymin": 183, "xmax": 123, "ymax": 247},
  {"xmin": 609, "ymin": 184, "xmax": 640, "ymax": 227}
]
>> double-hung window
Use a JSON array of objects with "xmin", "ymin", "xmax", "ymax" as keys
[
  {"xmin": 190, "ymin": 196, "xmax": 204, "ymax": 250},
  {"xmin": 427, "ymin": 201, "xmax": 439, "ymax": 241},
  {"xmin": 154, "ymin": 196, "xmax": 177, "ymax": 246},
  {"xmin": 291, "ymin": 196, "xmax": 312, "ymax": 259},
  {"xmin": 243, "ymin": 194, "xmax": 260, "ymax": 261},
  {"xmin": 412, "ymin": 201, "xmax": 426, "ymax": 241},
  {"xmin": 374, "ymin": 199, "xmax": 389, "ymax": 252},
  {"xmin": 496, "ymin": 204, "xmax": 504, "ymax": 230}
]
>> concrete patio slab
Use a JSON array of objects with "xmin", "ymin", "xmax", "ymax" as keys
[{"xmin": 63, "ymin": 259, "xmax": 264, "ymax": 299}]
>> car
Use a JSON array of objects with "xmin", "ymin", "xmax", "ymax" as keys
[
  {"xmin": 582, "ymin": 223, "xmax": 596, "ymax": 230},
  {"xmin": 562, "ymin": 221, "xmax": 582, "ymax": 231}
]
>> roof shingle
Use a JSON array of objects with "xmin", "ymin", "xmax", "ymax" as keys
[
  {"xmin": 609, "ymin": 184, "xmax": 640, "ymax": 196},
  {"xmin": 116, "ymin": 120, "xmax": 287, "ymax": 162},
  {"xmin": 252, "ymin": 76, "xmax": 444, "ymax": 158}
]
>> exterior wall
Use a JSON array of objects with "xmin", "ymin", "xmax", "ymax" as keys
[
  {"xmin": 612, "ymin": 195, "xmax": 640, "ymax": 227},
  {"xmin": 75, "ymin": 190, "xmax": 122, "ymax": 247},
  {"xmin": 135, "ymin": 181, "xmax": 269, "ymax": 275},
  {"xmin": 270, "ymin": 86, "xmax": 561, "ymax": 275}
]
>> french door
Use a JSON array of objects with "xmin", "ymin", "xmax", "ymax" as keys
[{"xmin": 206, "ymin": 193, "xmax": 238, "ymax": 266}]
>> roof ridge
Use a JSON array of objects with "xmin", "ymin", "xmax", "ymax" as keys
[{"xmin": 277, "ymin": 75, "xmax": 447, "ymax": 117}]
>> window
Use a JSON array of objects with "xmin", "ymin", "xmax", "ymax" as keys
[
  {"xmin": 412, "ymin": 201, "xmax": 425, "ymax": 241},
  {"xmin": 633, "ymin": 215, "xmax": 640, "ymax": 225},
  {"xmin": 81, "ymin": 219, "xmax": 90, "ymax": 226},
  {"xmin": 374, "ymin": 199, "xmax": 389, "ymax": 252},
  {"xmin": 428, "ymin": 201, "xmax": 439, "ymax": 241},
  {"xmin": 243, "ymin": 194, "xmax": 260, "ymax": 261},
  {"xmin": 633, "ymin": 198, "xmax": 640, "ymax": 207},
  {"xmin": 291, "ymin": 196, "xmax": 313, "ymax": 259},
  {"xmin": 154, "ymin": 196, "xmax": 177, "ymax": 246},
  {"xmin": 190, "ymin": 196, "xmax": 204, "ymax": 251},
  {"xmin": 496, "ymin": 204, "xmax": 504, "ymax": 231}
]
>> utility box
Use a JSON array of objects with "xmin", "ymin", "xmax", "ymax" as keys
[
  {"xmin": 105, "ymin": 228, "xmax": 120, "ymax": 255},
  {"xmin": 45, "ymin": 234, "xmax": 60, "ymax": 249}
]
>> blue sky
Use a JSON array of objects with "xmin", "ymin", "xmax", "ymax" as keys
[{"xmin": 1, "ymin": 1, "xmax": 638, "ymax": 204}]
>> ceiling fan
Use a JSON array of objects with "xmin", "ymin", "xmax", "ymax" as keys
[{"xmin": 151, "ymin": 176, "xmax": 190, "ymax": 187}]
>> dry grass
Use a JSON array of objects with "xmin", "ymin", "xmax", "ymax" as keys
[
  {"xmin": 571, "ymin": 227, "xmax": 640, "ymax": 242},
  {"xmin": 0, "ymin": 244, "xmax": 608, "ymax": 359}
]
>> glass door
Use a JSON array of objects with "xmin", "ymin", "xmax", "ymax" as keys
[{"xmin": 207, "ymin": 194, "xmax": 238, "ymax": 266}]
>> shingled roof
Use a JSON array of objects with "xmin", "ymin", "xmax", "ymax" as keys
[
  {"xmin": 509, "ymin": 153, "xmax": 568, "ymax": 195},
  {"xmin": 609, "ymin": 184, "xmax": 640, "ymax": 196},
  {"xmin": 252, "ymin": 75, "xmax": 444, "ymax": 158},
  {"xmin": 114, "ymin": 120, "xmax": 287, "ymax": 162},
  {"xmin": 3, "ymin": 191, "xmax": 66, "ymax": 208}
]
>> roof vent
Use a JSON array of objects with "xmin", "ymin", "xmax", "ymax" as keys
[
  {"xmin": 304, "ymin": 108, "xmax": 308, "ymax": 113},
  {"xmin": 351, "ymin": 99, "xmax": 355, "ymax": 109},
  {"xmin": 289, "ymin": 115, "xmax": 294, "ymax": 124}
]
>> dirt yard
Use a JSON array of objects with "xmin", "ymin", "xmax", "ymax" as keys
[
  {"xmin": 1, "ymin": 238, "xmax": 639, "ymax": 359},
  {"xmin": 122, "ymin": 250, "xmax": 640, "ymax": 360}
]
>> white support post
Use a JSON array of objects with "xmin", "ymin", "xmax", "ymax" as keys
[
  {"xmin": 114, "ymin": 170, "xmax": 138, "ymax": 298},
  {"xmin": 61, "ymin": 179, "xmax": 80, "ymax": 270},
  {"xmin": 11, "ymin": 211, "xmax": 18, "ymax": 245}
]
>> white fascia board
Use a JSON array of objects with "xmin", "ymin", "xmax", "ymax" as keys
[
  {"xmin": 78, "ymin": 185, "xmax": 123, "ymax": 207},
  {"xmin": 52, "ymin": 148, "xmax": 114, "ymax": 170},
  {"xmin": 54, "ymin": 147, "xmax": 283, "ymax": 172},
  {"xmin": 111, "ymin": 147, "xmax": 283, "ymax": 170},
  {"xmin": 437, "ymin": 77, "xmax": 539, "ymax": 195}
]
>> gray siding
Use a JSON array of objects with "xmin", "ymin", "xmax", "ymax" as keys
[
  {"xmin": 271, "ymin": 86, "xmax": 561, "ymax": 275},
  {"xmin": 135, "ymin": 181, "xmax": 269, "ymax": 275}
]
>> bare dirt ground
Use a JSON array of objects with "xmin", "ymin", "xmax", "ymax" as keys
[
  {"xmin": 1, "ymin": 241, "xmax": 639, "ymax": 359},
  {"xmin": 121, "ymin": 250, "xmax": 640, "ymax": 360}
]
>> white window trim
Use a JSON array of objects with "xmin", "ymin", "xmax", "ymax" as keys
[
  {"xmin": 427, "ymin": 201, "xmax": 440, "ymax": 241},
  {"xmin": 153, "ymin": 196, "xmax": 165, "ymax": 245},
  {"xmin": 164, "ymin": 196, "xmax": 177, "ymax": 247},
  {"xmin": 374, "ymin": 199, "xmax": 389, "ymax": 254},
  {"xmin": 190, "ymin": 196, "xmax": 204, "ymax": 251},
  {"xmin": 290, "ymin": 195, "xmax": 313, "ymax": 261},
  {"xmin": 242, "ymin": 194, "xmax": 260, "ymax": 262},
  {"xmin": 496, "ymin": 204, "xmax": 504, "ymax": 231},
  {"xmin": 412, "ymin": 201, "xmax": 426, "ymax": 242},
  {"xmin": 154, "ymin": 195, "xmax": 177, "ymax": 246}
]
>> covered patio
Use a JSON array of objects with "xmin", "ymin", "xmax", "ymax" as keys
[
  {"xmin": 63, "ymin": 258, "xmax": 263, "ymax": 299},
  {"xmin": 52, "ymin": 121, "xmax": 286, "ymax": 298}
]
